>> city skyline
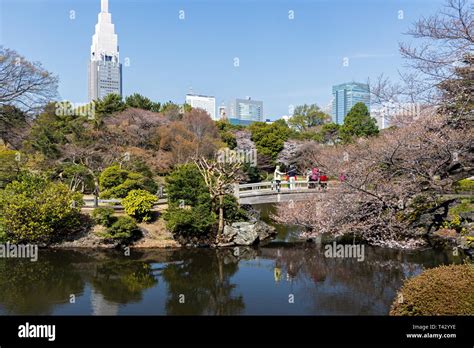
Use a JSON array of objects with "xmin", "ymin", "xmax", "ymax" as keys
[{"xmin": 1, "ymin": 0, "xmax": 446, "ymax": 119}]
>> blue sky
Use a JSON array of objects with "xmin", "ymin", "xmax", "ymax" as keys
[{"xmin": 0, "ymin": 0, "xmax": 445, "ymax": 119}]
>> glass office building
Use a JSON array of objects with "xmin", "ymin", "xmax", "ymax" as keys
[
  {"xmin": 332, "ymin": 82, "xmax": 370, "ymax": 124},
  {"xmin": 229, "ymin": 98, "xmax": 263, "ymax": 126}
]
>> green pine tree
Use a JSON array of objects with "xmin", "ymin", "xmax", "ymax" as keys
[{"xmin": 340, "ymin": 102, "xmax": 379, "ymax": 142}]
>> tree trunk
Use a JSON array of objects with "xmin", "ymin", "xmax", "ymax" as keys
[{"xmin": 218, "ymin": 194, "xmax": 224, "ymax": 239}]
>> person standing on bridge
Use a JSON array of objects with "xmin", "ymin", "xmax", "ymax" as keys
[
  {"xmin": 308, "ymin": 168, "xmax": 320, "ymax": 189},
  {"xmin": 274, "ymin": 165, "xmax": 285, "ymax": 193},
  {"xmin": 319, "ymin": 172, "xmax": 328, "ymax": 191},
  {"xmin": 288, "ymin": 164, "xmax": 297, "ymax": 190}
]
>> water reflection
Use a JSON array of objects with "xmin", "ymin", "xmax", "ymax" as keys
[
  {"xmin": 0, "ymin": 252, "xmax": 84, "ymax": 315},
  {"xmin": 161, "ymin": 249, "xmax": 244, "ymax": 315},
  {"xmin": 90, "ymin": 260, "xmax": 157, "ymax": 304},
  {"xmin": 0, "ymin": 244, "xmax": 466, "ymax": 315}
]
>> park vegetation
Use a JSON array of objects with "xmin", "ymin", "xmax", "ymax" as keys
[
  {"xmin": 390, "ymin": 263, "xmax": 474, "ymax": 315},
  {"xmin": 0, "ymin": 173, "xmax": 84, "ymax": 244},
  {"xmin": 163, "ymin": 163, "xmax": 245, "ymax": 244},
  {"xmin": 0, "ymin": 0, "xmax": 472, "ymax": 251},
  {"xmin": 274, "ymin": 0, "xmax": 473, "ymax": 249}
]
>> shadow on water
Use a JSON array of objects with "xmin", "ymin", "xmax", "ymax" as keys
[{"xmin": 0, "ymin": 242, "xmax": 467, "ymax": 315}]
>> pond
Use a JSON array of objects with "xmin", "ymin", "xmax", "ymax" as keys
[{"xmin": 0, "ymin": 204, "xmax": 467, "ymax": 315}]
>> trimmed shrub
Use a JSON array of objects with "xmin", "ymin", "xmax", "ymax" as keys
[
  {"xmin": 122, "ymin": 189, "xmax": 156, "ymax": 222},
  {"xmin": 165, "ymin": 163, "xmax": 209, "ymax": 206},
  {"xmin": 0, "ymin": 173, "xmax": 84, "ymax": 244},
  {"xmin": 104, "ymin": 216, "xmax": 140, "ymax": 244},
  {"xmin": 390, "ymin": 264, "xmax": 474, "ymax": 315},
  {"xmin": 91, "ymin": 207, "xmax": 116, "ymax": 227},
  {"xmin": 101, "ymin": 178, "xmax": 143, "ymax": 199},
  {"xmin": 99, "ymin": 165, "xmax": 157, "ymax": 199},
  {"xmin": 164, "ymin": 204, "xmax": 216, "ymax": 238},
  {"xmin": 99, "ymin": 165, "xmax": 129, "ymax": 191}
]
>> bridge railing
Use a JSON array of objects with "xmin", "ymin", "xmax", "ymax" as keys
[
  {"xmin": 82, "ymin": 186, "xmax": 168, "ymax": 209},
  {"xmin": 235, "ymin": 180, "xmax": 323, "ymax": 198},
  {"xmin": 82, "ymin": 181, "xmax": 328, "ymax": 208}
]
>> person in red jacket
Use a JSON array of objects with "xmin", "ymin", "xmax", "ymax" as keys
[{"xmin": 319, "ymin": 172, "xmax": 328, "ymax": 190}]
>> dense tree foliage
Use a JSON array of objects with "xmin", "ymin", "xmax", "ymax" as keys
[
  {"xmin": 288, "ymin": 104, "xmax": 331, "ymax": 131},
  {"xmin": 91, "ymin": 207, "xmax": 115, "ymax": 227},
  {"xmin": 195, "ymin": 157, "xmax": 243, "ymax": 238},
  {"xmin": 340, "ymin": 102, "xmax": 379, "ymax": 142},
  {"xmin": 249, "ymin": 121, "xmax": 292, "ymax": 161},
  {"xmin": 0, "ymin": 147, "xmax": 23, "ymax": 188},
  {"xmin": 102, "ymin": 216, "xmax": 140, "ymax": 244},
  {"xmin": 25, "ymin": 103, "xmax": 87, "ymax": 159},
  {"xmin": 0, "ymin": 105, "xmax": 29, "ymax": 149},
  {"xmin": 165, "ymin": 163, "xmax": 208, "ymax": 206},
  {"xmin": 438, "ymin": 53, "xmax": 473, "ymax": 127},
  {"xmin": 215, "ymin": 119, "xmax": 243, "ymax": 149},
  {"xmin": 125, "ymin": 93, "xmax": 155, "ymax": 111},
  {"xmin": 0, "ymin": 173, "xmax": 83, "ymax": 244},
  {"xmin": 164, "ymin": 163, "xmax": 244, "ymax": 241},
  {"xmin": 95, "ymin": 93, "xmax": 126, "ymax": 118},
  {"xmin": 99, "ymin": 165, "xmax": 157, "ymax": 199}
]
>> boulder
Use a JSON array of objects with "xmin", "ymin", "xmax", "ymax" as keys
[
  {"xmin": 220, "ymin": 221, "xmax": 276, "ymax": 246},
  {"xmin": 254, "ymin": 221, "xmax": 276, "ymax": 241},
  {"xmin": 233, "ymin": 222, "xmax": 259, "ymax": 245}
]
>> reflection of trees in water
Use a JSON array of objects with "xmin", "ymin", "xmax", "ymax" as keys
[
  {"xmin": 0, "ymin": 246, "xmax": 464, "ymax": 315},
  {"xmin": 260, "ymin": 244, "xmax": 462, "ymax": 314},
  {"xmin": 0, "ymin": 248, "xmax": 245, "ymax": 315},
  {"xmin": 0, "ymin": 250, "xmax": 158, "ymax": 314},
  {"xmin": 161, "ymin": 249, "xmax": 245, "ymax": 315},
  {"xmin": 0, "ymin": 254, "xmax": 84, "ymax": 314},
  {"xmin": 90, "ymin": 259, "xmax": 157, "ymax": 304}
]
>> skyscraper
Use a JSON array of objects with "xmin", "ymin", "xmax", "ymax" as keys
[
  {"xmin": 88, "ymin": 0, "xmax": 122, "ymax": 102},
  {"xmin": 185, "ymin": 94, "xmax": 216, "ymax": 120},
  {"xmin": 229, "ymin": 97, "xmax": 263, "ymax": 126},
  {"xmin": 332, "ymin": 82, "xmax": 370, "ymax": 124}
]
